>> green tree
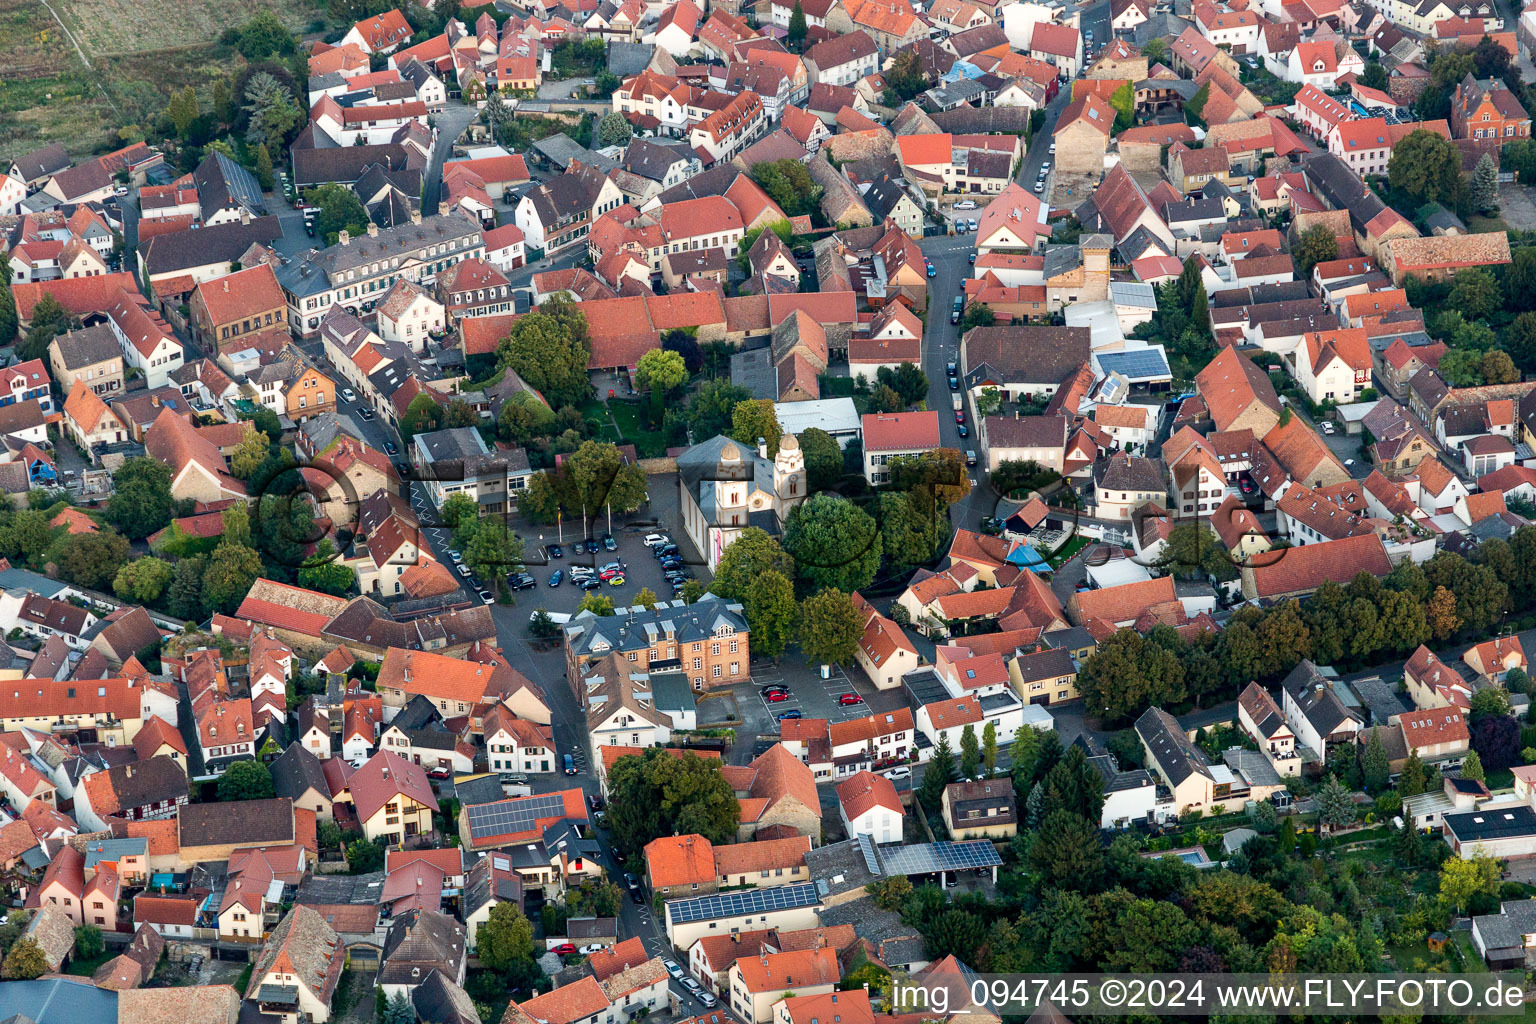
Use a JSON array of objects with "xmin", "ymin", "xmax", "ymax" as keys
[
  {"xmin": 234, "ymin": 10, "xmax": 296, "ymax": 59},
  {"xmin": 384, "ymin": 993, "xmax": 414, "ymax": 1024},
  {"xmin": 1388, "ymin": 129, "xmax": 1463, "ymax": 207},
  {"xmin": 876, "ymin": 363, "xmax": 931, "ymax": 409},
  {"xmin": 466, "ymin": 517, "xmax": 524, "ymax": 593},
  {"xmin": 751, "ymin": 160, "xmax": 823, "ymax": 218},
  {"xmin": 218, "ymin": 760, "xmax": 275, "ymax": 801},
  {"xmin": 729, "ymin": 399, "xmax": 783, "ymax": 457},
  {"xmin": 787, "ymin": 0, "xmax": 807, "ymax": 45},
  {"xmin": 399, "ymin": 392, "xmax": 445, "ymax": 440},
  {"xmin": 440, "ymin": 493, "xmax": 479, "ymax": 530},
  {"xmin": 1028, "ymin": 809, "xmax": 1105, "ymax": 890},
  {"xmin": 1075, "ymin": 629, "xmax": 1187, "ymax": 725},
  {"xmin": 798, "ymin": 428, "xmax": 843, "ymax": 491},
  {"xmin": 114, "ymin": 557, "xmax": 175, "ymax": 604},
  {"xmin": 1438, "ymin": 853, "xmax": 1501, "ymax": 913},
  {"xmin": 959, "ymin": 303, "xmax": 996, "ymax": 331},
  {"xmin": 168, "ymin": 85, "xmax": 200, "ymax": 139},
  {"xmin": 166, "ymin": 557, "xmax": 206, "ymax": 621},
  {"xmin": 1315, "ymin": 775, "xmax": 1356, "ymax": 830},
  {"xmin": 203, "ymin": 542, "xmax": 264, "ymax": 614},
  {"xmin": 959, "ymin": 724, "xmax": 981, "ymax": 779},
  {"xmin": 798, "ymin": 588, "xmax": 862, "ymax": 666},
  {"xmin": 477, "ymin": 902, "xmax": 537, "ymax": 973},
  {"xmin": 1293, "ymin": 223, "xmax": 1339, "ymax": 278},
  {"xmin": 1470, "ymin": 686, "xmax": 1513, "ymax": 719},
  {"xmin": 710, "ymin": 527, "xmax": 795, "ymax": 600},
  {"xmin": 301, "ymin": 183, "xmax": 370, "ymax": 246},
  {"xmin": 253, "ymin": 142, "xmax": 275, "ymax": 190},
  {"xmin": 230, "ymin": 428, "xmax": 272, "ymax": 480},
  {"xmin": 107, "ymin": 457, "xmax": 175, "ymax": 540},
  {"xmin": 1107, "ymin": 81, "xmax": 1134, "ymax": 133},
  {"xmin": 635, "ymin": 348, "xmax": 688, "ymax": 393},
  {"xmin": 882, "ymin": 48, "xmax": 928, "ymax": 102},
  {"xmin": 0, "ymin": 260, "xmax": 15, "ymax": 348},
  {"xmin": 743, "ymin": 569, "xmax": 797, "ymax": 659},
  {"xmin": 919, "ymin": 732, "xmax": 955, "ymax": 808},
  {"xmin": 634, "ymin": 587, "xmax": 659, "ymax": 610},
  {"xmin": 57, "ymin": 530, "xmax": 131, "ymax": 591},
  {"xmin": 1360, "ymin": 730, "xmax": 1390, "ymax": 793},
  {"xmin": 783, "ymin": 494, "xmax": 881, "ymax": 592},
  {"xmin": 607, "ymin": 748, "xmax": 741, "ymax": 857},
  {"xmin": 578, "ymin": 592, "xmax": 615, "ymax": 616},
  {"xmin": 879, "ymin": 491, "xmax": 944, "ymax": 569},
  {"xmin": 495, "ymin": 297, "xmax": 592, "ymax": 407},
  {"xmin": 1438, "ymin": 347, "xmax": 1486, "ymax": 386},
  {"xmin": 982, "ymin": 721, "xmax": 998, "ymax": 776},
  {"xmin": 596, "ymin": 111, "xmax": 633, "ymax": 147},
  {"xmin": 1398, "ymin": 751, "xmax": 1427, "ymax": 796},
  {"xmin": 1462, "ymin": 748, "xmax": 1486, "ymax": 781},
  {"xmin": 345, "ymin": 837, "xmax": 384, "ymax": 873},
  {"xmin": 73, "ymin": 924, "xmax": 103, "ymax": 960},
  {"xmin": 688, "ymin": 380, "xmax": 752, "ymax": 440},
  {"xmin": 1, "ymin": 938, "xmax": 48, "ymax": 980},
  {"xmin": 1447, "ymin": 268, "xmax": 1502, "ymax": 321},
  {"xmin": 1361, "ymin": 61, "xmax": 1388, "ymax": 89},
  {"xmin": 1471, "ymin": 151, "xmax": 1500, "ymax": 214},
  {"xmin": 19, "ymin": 293, "xmax": 78, "ymax": 362},
  {"xmin": 1483, "ymin": 348, "xmax": 1520, "ymax": 384},
  {"xmin": 298, "ymin": 545, "xmax": 357, "ymax": 595},
  {"xmin": 549, "ymin": 440, "xmax": 649, "ymax": 518}
]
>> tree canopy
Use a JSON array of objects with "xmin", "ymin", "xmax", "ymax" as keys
[{"xmin": 607, "ymin": 749, "xmax": 741, "ymax": 858}]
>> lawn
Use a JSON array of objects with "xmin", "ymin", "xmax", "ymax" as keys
[
  {"xmin": 606, "ymin": 400, "xmax": 667, "ymax": 458},
  {"xmin": 1468, "ymin": 214, "xmax": 1511, "ymax": 234},
  {"xmin": 1048, "ymin": 534, "xmax": 1089, "ymax": 570},
  {"xmin": 52, "ymin": 0, "xmax": 313, "ymax": 56}
]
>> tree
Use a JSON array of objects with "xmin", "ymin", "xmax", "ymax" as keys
[
  {"xmin": 234, "ymin": 10, "xmax": 296, "ymax": 59},
  {"xmin": 466, "ymin": 517, "xmax": 524, "ymax": 593},
  {"xmin": 1470, "ymin": 686, "xmax": 1513, "ymax": 719},
  {"xmin": 882, "ymin": 48, "xmax": 929, "ymax": 103},
  {"xmin": 636, "ymin": 348, "xmax": 688, "ymax": 394},
  {"xmin": 1462, "ymin": 748, "xmax": 1486, "ymax": 781},
  {"xmin": 253, "ymin": 142, "xmax": 275, "ymax": 190},
  {"xmin": 203, "ymin": 542, "xmax": 264, "ymax": 615},
  {"xmin": 168, "ymin": 85, "xmax": 200, "ymax": 138},
  {"xmin": 1438, "ymin": 347, "xmax": 1486, "ymax": 386},
  {"xmin": 634, "ymin": 587, "xmax": 659, "ymax": 610},
  {"xmin": 596, "ymin": 111, "xmax": 632, "ymax": 147},
  {"xmin": 751, "ymin": 161, "xmax": 823, "ymax": 218},
  {"xmin": 301, "ymin": 183, "xmax": 370, "ymax": 246},
  {"xmin": 1360, "ymin": 729, "xmax": 1390, "ymax": 793},
  {"xmin": 876, "ymin": 363, "xmax": 930, "ymax": 409},
  {"xmin": 1028, "ymin": 810, "xmax": 1105, "ymax": 890},
  {"xmin": 607, "ymin": 748, "xmax": 741, "ymax": 857},
  {"xmin": 798, "ymin": 588, "xmax": 862, "ymax": 666},
  {"xmin": 166, "ymin": 557, "xmax": 206, "ymax": 622},
  {"xmin": 114, "ymin": 557, "xmax": 175, "ymax": 604},
  {"xmin": 688, "ymin": 380, "xmax": 752, "ymax": 440},
  {"xmin": 729, "ymin": 399, "xmax": 782, "ymax": 457},
  {"xmin": 1426, "ymin": 584, "xmax": 1462, "ymax": 640},
  {"xmin": 1438, "ymin": 853, "xmax": 1501, "ymax": 913},
  {"xmin": 1, "ymin": 938, "xmax": 47, "ymax": 980},
  {"xmin": 19, "ymin": 293, "xmax": 77, "ymax": 362},
  {"xmin": 711, "ymin": 528, "xmax": 795, "ymax": 600},
  {"xmin": 1447, "ymin": 268, "xmax": 1502, "ymax": 321},
  {"xmin": 243, "ymin": 71, "xmax": 302, "ymax": 151},
  {"xmin": 578, "ymin": 592, "xmax": 614, "ymax": 616},
  {"xmin": 1483, "ymin": 348, "xmax": 1520, "ymax": 384},
  {"xmin": 799, "ymin": 428, "xmax": 843, "ymax": 491},
  {"xmin": 787, "ymin": 0, "xmax": 807, "ymax": 45},
  {"xmin": 298, "ymin": 546, "xmax": 355, "ymax": 595},
  {"xmin": 1315, "ymin": 775, "xmax": 1356, "ymax": 830},
  {"xmin": 478, "ymin": 902, "xmax": 537, "ymax": 973},
  {"xmin": 959, "ymin": 303, "xmax": 995, "ymax": 331},
  {"xmin": 959, "ymin": 724, "xmax": 981, "ymax": 780},
  {"xmin": 1398, "ymin": 751, "xmax": 1427, "ymax": 797},
  {"xmin": 440, "ymin": 493, "xmax": 479, "ymax": 530},
  {"xmin": 385, "ymin": 993, "xmax": 414, "ymax": 1024},
  {"xmin": 550, "ymin": 440, "xmax": 648, "ymax": 519},
  {"xmin": 1472, "ymin": 151, "xmax": 1500, "ymax": 214},
  {"xmin": 1361, "ymin": 61, "xmax": 1389, "ymax": 90},
  {"xmin": 919, "ymin": 732, "xmax": 955, "ymax": 808},
  {"xmin": 783, "ymin": 494, "xmax": 880, "ymax": 593},
  {"xmin": 1074, "ymin": 629, "xmax": 1186, "ymax": 725},
  {"xmin": 218, "ymin": 760, "xmax": 275, "ymax": 801},
  {"xmin": 982, "ymin": 721, "xmax": 998, "ymax": 776},
  {"xmin": 1470, "ymin": 713, "xmax": 1522, "ymax": 772},
  {"xmin": 1293, "ymin": 223, "xmax": 1339, "ymax": 278},
  {"xmin": 495, "ymin": 297, "xmax": 592, "ymax": 407},
  {"xmin": 73, "ymin": 924, "xmax": 103, "ymax": 960},
  {"xmin": 57, "ymin": 530, "xmax": 130, "ymax": 591},
  {"xmin": 1108, "ymin": 81, "xmax": 1134, "ymax": 133},
  {"xmin": 230, "ymin": 428, "xmax": 272, "ymax": 480},
  {"xmin": 743, "ymin": 569, "xmax": 797, "ymax": 659},
  {"xmin": 1388, "ymin": 129, "xmax": 1463, "ymax": 207}
]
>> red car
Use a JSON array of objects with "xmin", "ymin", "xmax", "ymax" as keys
[
  {"xmin": 955, "ymin": 410, "xmax": 965, "ymax": 423},
  {"xmin": 600, "ymin": 568, "xmax": 623, "ymax": 581},
  {"xmin": 767, "ymin": 691, "xmax": 791, "ymax": 702},
  {"xmin": 837, "ymin": 693, "xmax": 863, "ymax": 706},
  {"xmin": 553, "ymin": 943, "xmax": 577, "ymax": 956}
]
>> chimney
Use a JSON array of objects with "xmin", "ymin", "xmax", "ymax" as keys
[
  {"xmin": 339, "ymin": 230, "xmax": 351, "ymax": 246},
  {"xmin": 411, "ymin": 210, "xmax": 422, "ymax": 225},
  {"xmin": 240, "ymin": 208, "xmax": 251, "ymax": 226},
  {"xmin": 368, "ymin": 222, "xmax": 380, "ymax": 238}
]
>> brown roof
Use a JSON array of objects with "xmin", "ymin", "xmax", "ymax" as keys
[
  {"xmin": 118, "ymin": 985, "xmax": 240, "ymax": 1024},
  {"xmin": 1243, "ymin": 533, "xmax": 1392, "ymax": 598},
  {"xmin": 1399, "ymin": 707, "xmax": 1468, "ymax": 750},
  {"xmin": 179, "ymin": 797, "xmax": 294, "ymax": 850},
  {"xmin": 645, "ymin": 834, "xmax": 716, "ymax": 888},
  {"xmin": 835, "ymin": 770, "xmax": 902, "ymax": 820},
  {"xmin": 1071, "ymin": 575, "xmax": 1176, "ymax": 625},
  {"xmin": 192, "ymin": 264, "xmax": 284, "ymax": 326},
  {"xmin": 349, "ymin": 749, "xmax": 439, "ymax": 822},
  {"xmin": 712, "ymin": 835, "xmax": 811, "ymax": 877},
  {"xmin": 1195, "ymin": 346, "xmax": 1281, "ymax": 431},
  {"xmin": 734, "ymin": 947, "xmax": 840, "ymax": 993}
]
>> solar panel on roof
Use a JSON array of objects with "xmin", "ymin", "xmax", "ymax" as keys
[
  {"xmin": 1096, "ymin": 349, "xmax": 1170, "ymax": 381},
  {"xmin": 466, "ymin": 793, "xmax": 568, "ymax": 838},
  {"xmin": 666, "ymin": 882, "xmax": 820, "ymax": 924},
  {"xmin": 878, "ymin": 841, "xmax": 1002, "ymax": 876}
]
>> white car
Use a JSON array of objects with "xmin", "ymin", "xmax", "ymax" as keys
[
  {"xmin": 1049, "ymin": 141, "xmax": 1056, "ymax": 154},
  {"xmin": 884, "ymin": 765, "xmax": 912, "ymax": 780},
  {"xmin": 1034, "ymin": 180, "xmax": 1045, "ymax": 192},
  {"xmin": 665, "ymin": 961, "xmax": 685, "ymax": 980},
  {"xmin": 457, "ymin": 563, "xmax": 472, "ymax": 577},
  {"xmin": 954, "ymin": 200, "xmax": 978, "ymax": 210},
  {"xmin": 341, "ymin": 388, "xmax": 357, "ymax": 403},
  {"xmin": 579, "ymin": 945, "xmax": 604, "ymax": 955},
  {"xmin": 449, "ymin": 550, "xmax": 463, "ymax": 563},
  {"xmin": 643, "ymin": 533, "xmax": 669, "ymax": 547},
  {"xmin": 478, "ymin": 590, "xmax": 495, "ymax": 604}
]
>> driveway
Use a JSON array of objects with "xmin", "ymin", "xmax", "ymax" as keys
[{"xmin": 1499, "ymin": 182, "xmax": 1536, "ymax": 231}]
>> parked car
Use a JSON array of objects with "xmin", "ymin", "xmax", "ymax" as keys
[
  {"xmin": 766, "ymin": 691, "xmax": 790, "ymax": 702},
  {"xmin": 884, "ymin": 765, "xmax": 912, "ymax": 780},
  {"xmin": 698, "ymin": 994, "xmax": 718, "ymax": 1009},
  {"xmin": 548, "ymin": 544, "xmax": 563, "ymax": 558},
  {"xmin": 954, "ymin": 199, "xmax": 978, "ymax": 210},
  {"xmin": 449, "ymin": 550, "xmax": 463, "ymax": 563},
  {"xmin": 510, "ymin": 574, "xmax": 537, "ymax": 590},
  {"xmin": 553, "ymin": 943, "xmax": 577, "ymax": 956},
  {"xmin": 607, "ymin": 575, "xmax": 626, "ymax": 586},
  {"xmin": 643, "ymin": 533, "xmax": 669, "ymax": 547},
  {"xmin": 358, "ymin": 408, "xmax": 375, "ymax": 421},
  {"xmin": 585, "ymin": 537, "xmax": 601, "ymax": 554},
  {"xmin": 777, "ymin": 710, "xmax": 803, "ymax": 721},
  {"xmin": 341, "ymin": 388, "xmax": 356, "ymax": 403},
  {"xmin": 457, "ymin": 563, "xmax": 473, "ymax": 577},
  {"xmin": 967, "ymin": 218, "xmax": 978, "ymax": 231},
  {"xmin": 665, "ymin": 961, "xmax": 685, "ymax": 980},
  {"xmin": 602, "ymin": 533, "xmax": 617, "ymax": 550},
  {"xmin": 955, "ymin": 410, "xmax": 965, "ymax": 423},
  {"xmin": 837, "ymin": 693, "xmax": 863, "ymax": 705},
  {"xmin": 549, "ymin": 570, "xmax": 563, "ymax": 587},
  {"xmin": 761, "ymin": 684, "xmax": 788, "ymax": 697},
  {"xmin": 384, "ymin": 441, "xmax": 398, "ymax": 456},
  {"xmin": 576, "ymin": 576, "xmax": 601, "ymax": 590},
  {"xmin": 958, "ymin": 424, "xmax": 969, "ymax": 437},
  {"xmin": 926, "ymin": 261, "xmax": 937, "ymax": 278},
  {"xmin": 478, "ymin": 590, "xmax": 494, "ymax": 605},
  {"xmin": 625, "ymin": 872, "xmax": 639, "ymax": 889},
  {"xmin": 564, "ymin": 754, "xmax": 577, "ymax": 775},
  {"xmin": 966, "ymin": 450, "xmax": 977, "ymax": 466},
  {"xmin": 579, "ymin": 945, "xmax": 604, "ymax": 955}
]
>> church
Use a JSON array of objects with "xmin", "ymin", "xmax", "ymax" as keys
[{"xmin": 676, "ymin": 434, "xmax": 807, "ymax": 570}]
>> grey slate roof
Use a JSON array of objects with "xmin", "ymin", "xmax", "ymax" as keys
[
  {"xmin": 142, "ymin": 218, "xmax": 284, "ymax": 276},
  {"xmin": 379, "ymin": 910, "xmax": 467, "ymax": 986},
  {"xmin": 562, "ymin": 593, "xmax": 748, "ymax": 661},
  {"xmin": 51, "ymin": 323, "xmax": 123, "ymax": 370},
  {"xmin": 1282, "ymin": 659, "xmax": 1363, "ymax": 737},
  {"xmin": 1135, "ymin": 705, "xmax": 1213, "ymax": 787},
  {"xmin": 275, "ymin": 211, "xmax": 482, "ymax": 298},
  {"xmin": 271, "ymin": 743, "xmax": 330, "ymax": 804}
]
